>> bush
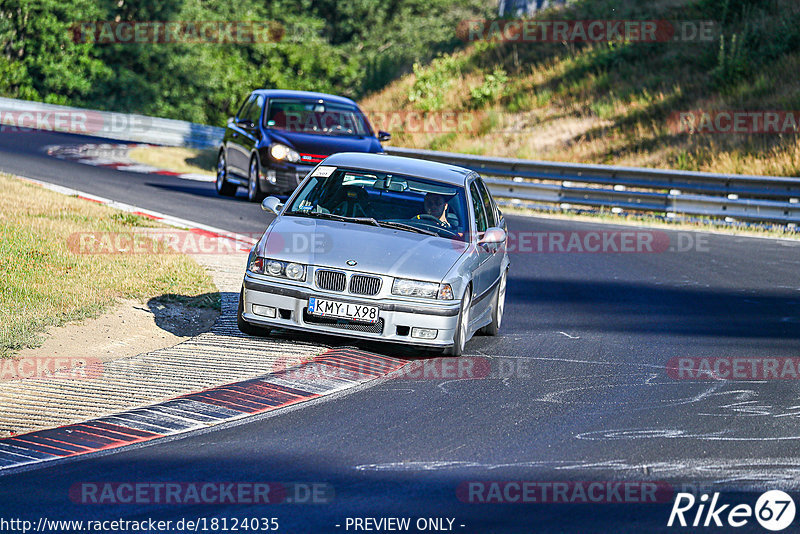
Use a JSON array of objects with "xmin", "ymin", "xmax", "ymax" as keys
[
  {"xmin": 407, "ymin": 55, "xmax": 463, "ymax": 111},
  {"xmin": 468, "ymin": 68, "xmax": 508, "ymax": 109}
]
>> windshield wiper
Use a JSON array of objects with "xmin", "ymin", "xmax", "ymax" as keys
[
  {"xmin": 285, "ymin": 211, "xmax": 381, "ymax": 227},
  {"xmin": 285, "ymin": 212, "xmax": 438, "ymax": 236},
  {"xmin": 375, "ymin": 221, "xmax": 439, "ymax": 236}
]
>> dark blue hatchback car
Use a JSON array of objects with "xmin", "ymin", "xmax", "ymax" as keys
[{"xmin": 216, "ymin": 89, "xmax": 390, "ymax": 201}]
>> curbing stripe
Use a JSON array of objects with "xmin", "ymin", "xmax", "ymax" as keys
[
  {"xmin": 0, "ymin": 348, "xmax": 406, "ymax": 474},
  {"xmin": 46, "ymin": 143, "xmax": 216, "ymax": 183},
  {"xmin": 2, "ymin": 172, "xmax": 410, "ymax": 472}
]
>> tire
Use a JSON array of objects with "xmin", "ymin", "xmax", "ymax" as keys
[
  {"xmin": 247, "ymin": 156, "xmax": 265, "ymax": 202},
  {"xmin": 445, "ymin": 286, "xmax": 472, "ymax": 356},
  {"xmin": 237, "ymin": 288, "xmax": 270, "ymax": 337},
  {"xmin": 479, "ymin": 269, "xmax": 507, "ymax": 336},
  {"xmin": 215, "ymin": 150, "xmax": 237, "ymax": 197}
]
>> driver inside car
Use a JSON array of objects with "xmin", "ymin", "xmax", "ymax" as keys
[{"xmin": 415, "ymin": 192, "xmax": 451, "ymax": 228}]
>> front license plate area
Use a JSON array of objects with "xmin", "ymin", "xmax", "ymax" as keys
[{"xmin": 308, "ymin": 297, "xmax": 379, "ymax": 324}]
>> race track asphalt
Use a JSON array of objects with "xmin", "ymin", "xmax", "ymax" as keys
[{"xmin": 1, "ymin": 130, "xmax": 799, "ymax": 532}]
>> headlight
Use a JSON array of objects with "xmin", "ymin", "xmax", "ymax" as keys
[
  {"xmin": 392, "ymin": 279, "xmax": 454, "ymax": 300},
  {"xmin": 285, "ymin": 262, "xmax": 304, "ymax": 280},
  {"xmin": 249, "ymin": 257, "xmax": 306, "ymax": 281},
  {"xmin": 270, "ymin": 143, "xmax": 300, "ymax": 163},
  {"xmin": 266, "ymin": 260, "xmax": 283, "ymax": 276}
]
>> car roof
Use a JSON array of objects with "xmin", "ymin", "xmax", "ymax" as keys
[
  {"xmin": 251, "ymin": 89, "xmax": 359, "ymax": 107},
  {"xmin": 321, "ymin": 153, "xmax": 473, "ymax": 186}
]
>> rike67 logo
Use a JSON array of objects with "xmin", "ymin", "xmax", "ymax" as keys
[{"xmin": 668, "ymin": 490, "xmax": 796, "ymax": 531}]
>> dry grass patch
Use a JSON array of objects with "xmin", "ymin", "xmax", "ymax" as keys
[
  {"xmin": 361, "ymin": 1, "xmax": 800, "ymax": 177},
  {"xmin": 128, "ymin": 146, "xmax": 216, "ymax": 176}
]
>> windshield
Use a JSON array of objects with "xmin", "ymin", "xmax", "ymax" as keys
[
  {"xmin": 264, "ymin": 98, "xmax": 373, "ymax": 137},
  {"xmin": 285, "ymin": 167, "xmax": 469, "ymax": 241}
]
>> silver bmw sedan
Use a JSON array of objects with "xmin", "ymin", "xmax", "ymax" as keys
[{"xmin": 238, "ymin": 152, "xmax": 509, "ymax": 355}]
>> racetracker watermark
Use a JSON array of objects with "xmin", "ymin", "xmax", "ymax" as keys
[
  {"xmin": 457, "ymin": 481, "xmax": 673, "ymax": 503},
  {"xmin": 69, "ymin": 482, "xmax": 333, "ymax": 505},
  {"xmin": 364, "ymin": 110, "xmax": 484, "ymax": 135},
  {"xmin": 462, "ymin": 230, "xmax": 709, "ymax": 254},
  {"xmin": 272, "ymin": 357, "xmax": 493, "ymax": 382},
  {"xmin": 67, "ymin": 230, "xmax": 254, "ymax": 255},
  {"xmin": 667, "ymin": 357, "xmax": 800, "ymax": 380},
  {"xmin": 669, "ymin": 111, "xmax": 800, "ymax": 134},
  {"xmin": 0, "ymin": 110, "xmax": 150, "ymax": 136},
  {"xmin": 66, "ymin": 231, "xmax": 333, "ymax": 255},
  {"xmin": 71, "ymin": 21, "xmax": 284, "ymax": 44},
  {"xmin": 457, "ymin": 20, "xmax": 716, "ymax": 43},
  {"xmin": 0, "ymin": 357, "xmax": 102, "ymax": 380}
]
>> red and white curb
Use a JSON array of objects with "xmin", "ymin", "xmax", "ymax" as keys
[
  {"xmin": 3, "ymin": 173, "xmax": 416, "ymax": 473},
  {"xmin": 15, "ymin": 174, "xmax": 256, "ymax": 253},
  {"xmin": 0, "ymin": 348, "xmax": 406, "ymax": 473},
  {"xmin": 45, "ymin": 143, "xmax": 215, "ymax": 182}
]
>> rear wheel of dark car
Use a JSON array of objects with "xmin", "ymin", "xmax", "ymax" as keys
[
  {"xmin": 215, "ymin": 150, "xmax": 237, "ymax": 197},
  {"xmin": 237, "ymin": 288, "xmax": 270, "ymax": 337},
  {"xmin": 247, "ymin": 156, "xmax": 265, "ymax": 202},
  {"xmin": 445, "ymin": 286, "xmax": 471, "ymax": 357}
]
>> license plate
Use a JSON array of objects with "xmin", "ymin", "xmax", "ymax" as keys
[{"xmin": 308, "ymin": 297, "xmax": 379, "ymax": 324}]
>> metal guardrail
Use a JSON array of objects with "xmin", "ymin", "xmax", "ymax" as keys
[
  {"xmin": 2, "ymin": 97, "xmax": 798, "ymax": 224},
  {"xmin": 385, "ymin": 147, "xmax": 800, "ymax": 225},
  {"xmin": 0, "ymin": 97, "xmax": 224, "ymax": 148}
]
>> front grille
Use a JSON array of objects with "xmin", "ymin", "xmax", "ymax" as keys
[
  {"xmin": 349, "ymin": 274, "xmax": 382, "ymax": 296},
  {"xmin": 303, "ymin": 309, "xmax": 384, "ymax": 334},
  {"xmin": 315, "ymin": 269, "xmax": 346, "ymax": 292}
]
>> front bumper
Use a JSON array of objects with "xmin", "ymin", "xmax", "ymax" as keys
[{"xmin": 241, "ymin": 275, "xmax": 461, "ymax": 348}]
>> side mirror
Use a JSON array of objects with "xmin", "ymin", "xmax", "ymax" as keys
[
  {"xmin": 261, "ymin": 196, "xmax": 284, "ymax": 215},
  {"xmin": 378, "ymin": 130, "xmax": 391, "ymax": 142},
  {"xmin": 477, "ymin": 227, "xmax": 506, "ymax": 245}
]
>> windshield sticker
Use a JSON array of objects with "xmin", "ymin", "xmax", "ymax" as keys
[{"xmin": 312, "ymin": 166, "xmax": 336, "ymax": 177}]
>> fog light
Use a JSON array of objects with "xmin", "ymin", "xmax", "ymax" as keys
[
  {"xmin": 266, "ymin": 170, "xmax": 277, "ymax": 184},
  {"xmin": 252, "ymin": 305, "xmax": 277, "ymax": 318},
  {"xmin": 411, "ymin": 327, "xmax": 438, "ymax": 340}
]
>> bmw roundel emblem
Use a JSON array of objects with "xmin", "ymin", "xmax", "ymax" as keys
[{"xmin": 346, "ymin": 259, "xmax": 357, "ymax": 266}]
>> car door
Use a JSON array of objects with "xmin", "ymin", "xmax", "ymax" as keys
[
  {"xmin": 236, "ymin": 94, "xmax": 264, "ymax": 174},
  {"xmin": 227, "ymin": 94, "xmax": 259, "ymax": 176},
  {"xmin": 475, "ymin": 178, "xmax": 505, "ymax": 295},
  {"xmin": 468, "ymin": 179, "xmax": 493, "ymax": 303},
  {"xmin": 226, "ymin": 95, "xmax": 252, "ymax": 176}
]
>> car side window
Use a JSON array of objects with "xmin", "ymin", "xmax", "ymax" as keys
[
  {"xmin": 470, "ymin": 182, "xmax": 488, "ymax": 234},
  {"xmin": 245, "ymin": 95, "xmax": 264, "ymax": 125},
  {"xmin": 476, "ymin": 179, "xmax": 497, "ymax": 228},
  {"xmin": 236, "ymin": 95, "xmax": 253, "ymax": 121}
]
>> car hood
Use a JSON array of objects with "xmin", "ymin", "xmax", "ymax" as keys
[
  {"xmin": 267, "ymin": 131, "xmax": 382, "ymax": 156},
  {"xmin": 257, "ymin": 216, "xmax": 468, "ymax": 282}
]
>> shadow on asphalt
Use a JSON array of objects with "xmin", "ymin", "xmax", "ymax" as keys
[
  {"xmin": 0, "ymin": 445, "xmax": 779, "ymax": 534},
  {"xmin": 508, "ymin": 277, "xmax": 800, "ymax": 340}
]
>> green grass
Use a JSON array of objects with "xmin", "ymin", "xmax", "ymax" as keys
[{"xmin": 0, "ymin": 174, "xmax": 219, "ymax": 357}]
